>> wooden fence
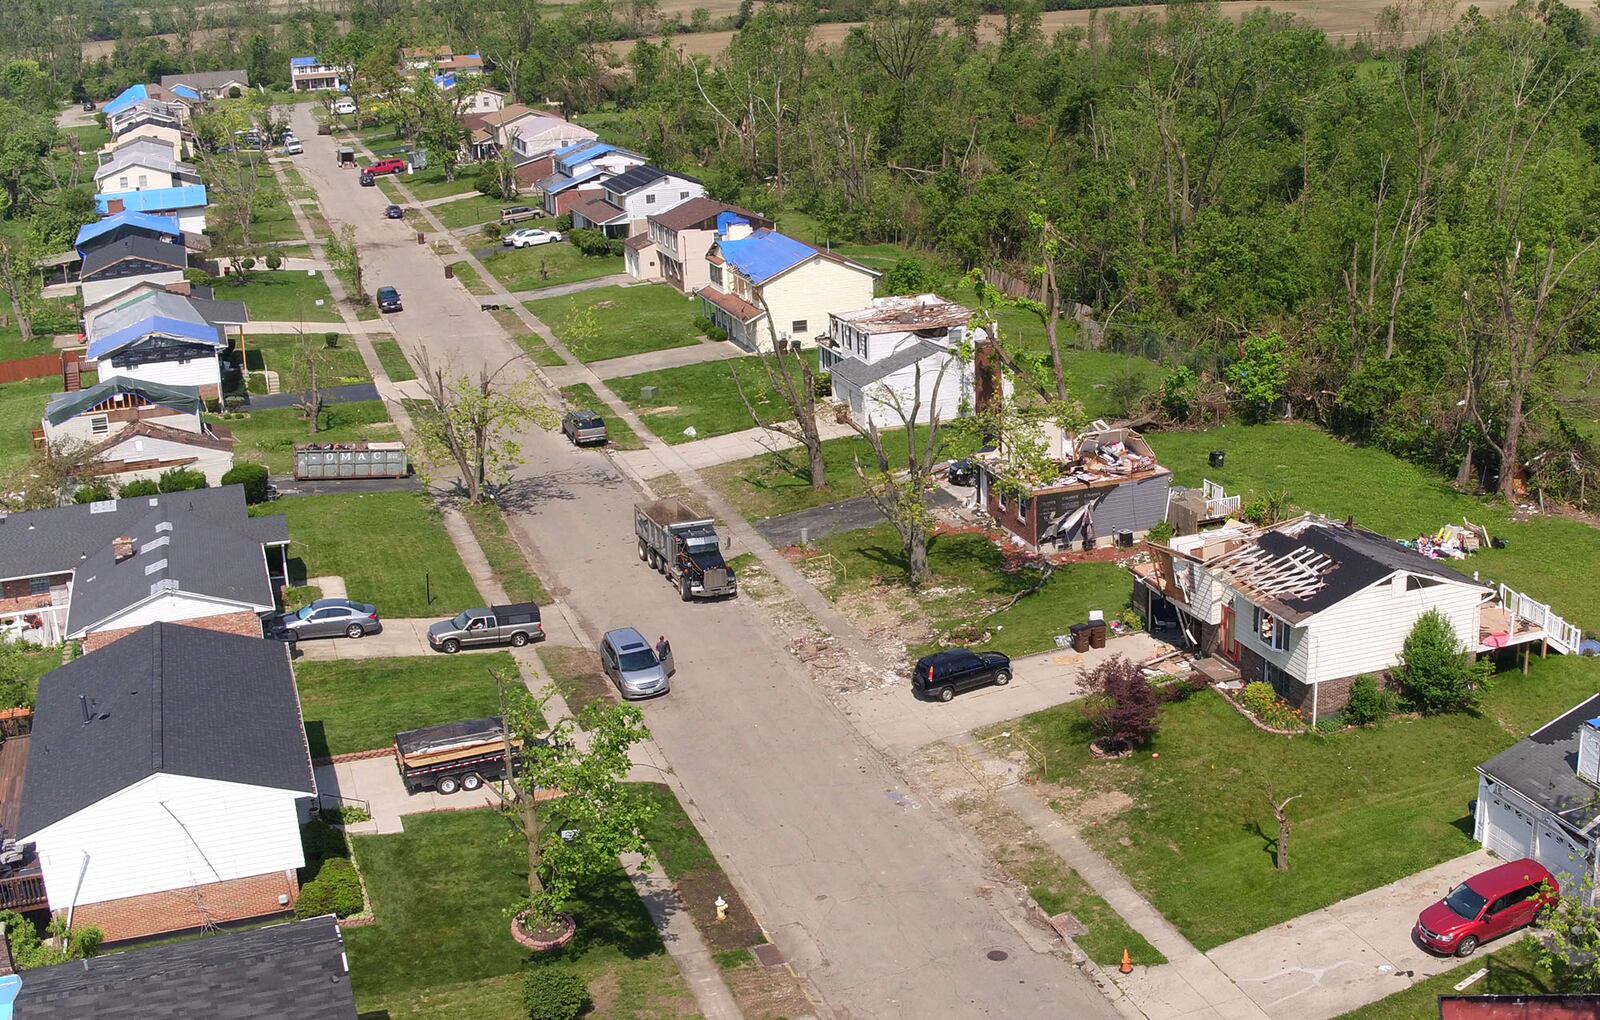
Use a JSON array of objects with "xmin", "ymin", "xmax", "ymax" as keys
[{"xmin": 0, "ymin": 351, "xmax": 67, "ymax": 385}]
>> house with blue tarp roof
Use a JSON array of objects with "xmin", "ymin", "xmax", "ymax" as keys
[
  {"xmin": 86, "ymin": 310, "xmax": 228, "ymax": 398},
  {"xmin": 96, "ymin": 185, "xmax": 208, "ymax": 233},
  {"xmin": 103, "ymin": 84, "xmax": 192, "ymax": 138},
  {"xmin": 696, "ymin": 220, "xmax": 877, "ymax": 352},
  {"xmin": 75, "ymin": 212, "xmax": 182, "ymax": 257}
]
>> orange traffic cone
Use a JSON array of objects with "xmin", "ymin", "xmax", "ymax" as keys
[{"xmin": 1120, "ymin": 948, "xmax": 1132, "ymax": 974}]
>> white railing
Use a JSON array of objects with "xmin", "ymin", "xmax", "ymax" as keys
[
  {"xmin": 1202, "ymin": 479, "xmax": 1242, "ymax": 517},
  {"xmin": 1491, "ymin": 580, "xmax": 1584, "ymax": 655}
]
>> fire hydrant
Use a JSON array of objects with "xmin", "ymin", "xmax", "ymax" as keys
[{"xmin": 714, "ymin": 895, "xmax": 729, "ymax": 922}]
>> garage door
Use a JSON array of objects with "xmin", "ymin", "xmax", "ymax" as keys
[
  {"xmin": 1534, "ymin": 824, "xmax": 1588, "ymax": 888},
  {"xmin": 1482, "ymin": 795, "xmax": 1535, "ymax": 862}
]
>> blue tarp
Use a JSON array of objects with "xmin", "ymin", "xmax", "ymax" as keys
[
  {"xmin": 88, "ymin": 315, "xmax": 223, "ymax": 361},
  {"xmin": 95, "ymin": 185, "xmax": 208, "ymax": 215},
  {"xmin": 75, "ymin": 212, "xmax": 181, "ymax": 254},
  {"xmin": 717, "ymin": 228, "xmax": 816, "ymax": 285},
  {"xmin": 290, "ymin": 56, "xmax": 319, "ymax": 68},
  {"xmin": 170, "ymin": 83, "xmax": 201, "ymax": 101},
  {"xmin": 555, "ymin": 143, "xmax": 614, "ymax": 174},
  {"xmin": 102, "ymin": 84, "xmax": 150, "ymax": 117}
]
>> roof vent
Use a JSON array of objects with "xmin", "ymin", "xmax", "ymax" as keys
[
  {"xmin": 112, "ymin": 536, "xmax": 135, "ymax": 562},
  {"xmin": 142, "ymin": 558, "xmax": 167, "ymax": 576},
  {"xmin": 1579, "ymin": 719, "xmax": 1600, "ymax": 786},
  {"xmin": 154, "ymin": 521, "xmax": 172, "ymax": 533},
  {"xmin": 149, "ymin": 578, "xmax": 179, "ymax": 595},
  {"xmin": 88, "ymin": 499, "xmax": 118, "ymax": 515}
]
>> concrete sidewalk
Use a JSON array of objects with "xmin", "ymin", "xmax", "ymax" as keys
[
  {"xmin": 508, "ymin": 272, "xmax": 633, "ymax": 301},
  {"xmin": 616, "ymin": 417, "xmax": 860, "ymax": 478},
  {"xmin": 242, "ymin": 319, "xmax": 390, "ymax": 334},
  {"xmin": 547, "ymin": 340, "xmax": 745, "ymax": 387},
  {"xmin": 289, "ymin": 619, "xmax": 519, "ymax": 660}
]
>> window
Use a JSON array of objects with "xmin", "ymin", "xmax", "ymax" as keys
[
  {"xmin": 709, "ymin": 265, "xmax": 722, "ymax": 287},
  {"xmin": 118, "ymin": 176, "xmax": 129, "ymax": 189},
  {"xmin": 997, "ymin": 489, "xmax": 1007, "ymax": 512},
  {"xmin": 28, "ymin": 577, "xmax": 50, "ymax": 596},
  {"xmin": 680, "ymin": 190, "xmax": 689, "ymax": 199},
  {"xmin": 645, "ymin": 194, "xmax": 656, "ymax": 204},
  {"xmin": 1018, "ymin": 498, "xmax": 1028, "ymax": 523},
  {"xmin": 1252, "ymin": 605, "xmax": 1289, "ymax": 651},
  {"xmin": 89, "ymin": 414, "xmax": 109, "ymax": 436},
  {"xmin": 137, "ymin": 175, "xmax": 147, "ymax": 189},
  {"xmin": 791, "ymin": 320, "xmax": 808, "ymax": 334}
]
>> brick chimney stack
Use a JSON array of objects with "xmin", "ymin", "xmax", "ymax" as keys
[{"xmin": 112, "ymin": 536, "xmax": 135, "ymax": 562}]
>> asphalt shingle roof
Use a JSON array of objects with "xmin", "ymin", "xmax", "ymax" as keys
[
  {"xmin": 79, "ymin": 235, "xmax": 188, "ymax": 278},
  {"xmin": 14, "ymin": 916, "xmax": 355, "ymax": 1019},
  {"xmin": 829, "ymin": 339, "xmax": 947, "ymax": 388},
  {"xmin": 19, "ymin": 621, "xmax": 315, "ymax": 836},
  {"xmin": 159, "ymin": 69, "xmax": 249, "ymax": 93},
  {"xmin": 648, "ymin": 198, "xmax": 765, "ymax": 232},
  {"xmin": 1480, "ymin": 694, "xmax": 1600, "ymax": 837}
]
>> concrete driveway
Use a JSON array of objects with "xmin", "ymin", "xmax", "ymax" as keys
[
  {"xmin": 315, "ymin": 755, "xmax": 501, "ymax": 835},
  {"xmin": 1207, "ymin": 849, "xmax": 1498, "ymax": 1019},
  {"xmin": 289, "ymin": 618, "xmax": 516, "ymax": 660}
]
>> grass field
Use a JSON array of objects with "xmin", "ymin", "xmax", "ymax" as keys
[
  {"xmin": 480, "ymin": 242, "xmax": 621, "ymax": 294},
  {"xmin": 559, "ymin": 383, "xmax": 644, "ymax": 450},
  {"xmin": 213, "ymin": 401, "xmax": 400, "ymax": 475},
  {"xmin": 607, "ymin": 351, "xmax": 805, "ymax": 445},
  {"xmin": 347, "ymin": 810, "xmax": 694, "ymax": 1019},
  {"xmin": 459, "ymin": 502, "xmax": 551, "ymax": 605},
  {"xmin": 228, "ymin": 270, "xmax": 341, "ymax": 322},
  {"xmin": 296, "ymin": 653, "xmax": 513, "ymax": 758},
  {"xmin": 400, "ymin": 164, "xmax": 478, "ymax": 202},
  {"xmin": 371, "ymin": 338, "xmax": 417, "ymax": 382},
  {"xmin": 1006, "ymin": 654, "xmax": 1600, "ymax": 951},
  {"xmin": 267, "ymin": 491, "xmax": 483, "ymax": 616},
  {"xmin": 249, "ymin": 158, "xmax": 303, "ymax": 244},
  {"xmin": 526, "ymin": 284, "xmax": 704, "ymax": 363},
  {"xmin": 1148, "ymin": 422, "xmax": 1600, "ymax": 632},
  {"xmin": 446, "ymin": 259, "xmax": 490, "ymax": 295},
  {"xmin": 0, "ymin": 378, "xmax": 59, "ymax": 475},
  {"xmin": 240, "ymin": 333, "xmax": 370, "ymax": 393},
  {"xmin": 433, "ymin": 194, "xmax": 542, "ymax": 231}
]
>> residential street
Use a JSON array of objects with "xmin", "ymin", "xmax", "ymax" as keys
[{"xmin": 290, "ymin": 107, "xmax": 1120, "ymax": 1020}]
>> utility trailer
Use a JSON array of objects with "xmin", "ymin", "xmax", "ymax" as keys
[
  {"xmin": 395, "ymin": 717, "xmax": 521, "ymax": 795},
  {"xmin": 634, "ymin": 499, "xmax": 737, "ymax": 601}
]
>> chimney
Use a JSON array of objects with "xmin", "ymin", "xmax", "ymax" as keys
[
  {"xmin": 721, "ymin": 217, "xmax": 753, "ymax": 242},
  {"xmin": 166, "ymin": 280, "xmax": 191, "ymax": 296},
  {"xmin": 112, "ymin": 536, "xmax": 135, "ymax": 562}
]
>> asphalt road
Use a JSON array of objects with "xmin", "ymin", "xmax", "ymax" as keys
[
  {"xmin": 289, "ymin": 107, "xmax": 1118, "ymax": 1020},
  {"xmin": 753, "ymin": 488, "xmax": 963, "ymax": 548}
]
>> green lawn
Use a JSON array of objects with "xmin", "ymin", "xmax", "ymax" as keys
[
  {"xmin": 1148, "ymin": 422, "xmax": 1600, "ymax": 633},
  {"xmin": 1339, "ymin": 937, "xmax": 1552, "ymax": 1019},
  {"xmin": 347, "ymin": 810, "xmax": 694, "ymax": 1019},
  {"xmin": 507, "ymin": 326, "xmax": 568, "ymax": 367},
  {"xmin": 0, "ymin": 329, "xmax": 57, "ymax": 364},
  {"xmin": 811, "ymin": 525, "xmax": 1135, "ymax": 659},
  {"xmin": 636, "ymin": 783, "xmax": 765, "ymax": 954},
  {"xmin": 226, "ymin": 270, "xmax": 341, "ymax": 322},
  {"xmin": 459, "ymin": 502, "xmax": 550, "ymax": 605},
  {"xmin": 371, "ymin": 338, "xmax": 417, "ymax": 382},
  {"xmin": 526, "ymin": 284, "xmax": 704, "ymax": 364},
  {"xmin": 268, "ymin": 491, "xmax": 484, "ymax": 616},
  {"xmin": 239, "ymin": 333, "xmax": 370, "ymax": 393},
  {"xmin": 447, "ymin": 259, "xmax": 490, "ymax": 295},
  {"xmin": 433, "ymin": 194, "xmax": 543, "ymax": 231},
  {"xmin": 212, "ymin": 401, "xmax": 400, "ymax": 475},
  {"xmin": 558, "ymin": 383, "xmax": 644, "ymax": 451},
  {"xmin": 481, "ymin": 242, "xmax": 621, "ymax": 293},
  {"xmin": 65, "ymin": 123, "xmax": 111, "ymax": 150},
  {"xmin": 607, "ymin": 352, "xmax": 805, "ymax": 445},
  {"xmin": 250, "ymin": 159, "xmax": 303, "ymax": 244},
  {"xmin": 400, "ymin": 164, "xmax": 478, "ymax": 202},
  {"xmin": 1005, "ymin": 654, "xmax": 1600, "ymax": 952},
  {"xmin": 296, "ymin": 653, "xmax": 514, "ymax": 758},
  {"xmin": 0, "ymin": 378, "xmax": 60, "ymax": 475},
  {"xmin": 1012, "ymin": 840, "xmax": 1166, "ymax": 967}
]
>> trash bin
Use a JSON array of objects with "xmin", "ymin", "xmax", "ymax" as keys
[
  {"xmin": 1070, "ymin": 624, "xmax": 1091, "ymax": 653},
  {"xmin": 416, "ymin": 231, "xmax": 424, "ymax": 245},
  {"xmin": 444, "ymin": 264, "xmax": 454, "ymax": 279},
  {"xmin": 1089, "ymin": 622, "xmax": 1107, "ymax": 649},
  {"xmin": 1209, "ymin": 450, "xmax": 1226, "ymax": 468}
]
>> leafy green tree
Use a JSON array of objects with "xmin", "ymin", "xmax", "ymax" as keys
[
  {"xmin": 413, "ymin": 353, "xmax": 553, "ymax": 504},
  {"xmin": 1537, "ymin": 882, "xmax": 1600, "ymax": 991},
  {"xmin": 1226, "ymin": 333, "xmax": 1288, "ymax": 423},
  {"xmin": 1396, "ymin": 609, "xmax": 1489, "ymax": 715}
]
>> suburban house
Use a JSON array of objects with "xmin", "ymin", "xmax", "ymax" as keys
[
  {"xmin": 0, "ymin": 485, "xmax": 286, "ymax": 647},
  {"xmin": 40, "ymin": 378, "xmax": 236, "ymax": 487},
  {"xmin": 81, "ymin": 277, "xmax": 228, "ymax": 325},
  {"xmin": 94, "ymin": 141, "xmax": 201, "ymax": 194},
  {"xmin": 95, "ymin": 184, "xmax": 208, "ymax": 233},
  {"xmin": 973, "ymin": 419, "xmax": 1172, "ymax": 552},
  {"xmin": 11, "ymin": 915, "xmax": 357, "ymax": 1018},
  {"xmin": 97, "ymin": 135, "xmax": 178, "ymax": 166},
  {"xmin": 402, "ymin": 45, "xmax": 484, "ymax": 76},
  {"xmin": 465, "ymin": 105, "xmax": 595, "ymax": 164},
  {"xmin": 629, "ymin": 198, "xmax": 771, "ymax": 291},
  {"xmin": 74, "ymin": 210, "xmax": 182, "ymax": 257},
  {"xmin": 570, "ymin": 164, "xmax": 704, "ymax": 236},
  {"xmin": 1476, "ymin": 694, "xmax": 1600, "ymax": 900},
  {"xmin": 85, "ymin": 284, "xmax": 247, "ymax": 341},
  {"xmin": 535, "ymin": 143, "xmax": 646, "ymax": 216},
  {"xmin": 15, "ymin": 623, "xmax": 315, "ymax": 942},
  {"xmin": 158, "ymin": 69, "xmax": 250, "ymax": 99},
  {"xmin": 102, "ymin": 85, "xmax": 190, "ymax": 135},
  {"xmin": 821, "ymin": 294, "xmax": 974, "ymax": 429},
  {"xmin": 102, "ymin": 119, "xmax": 185, "ymax": 156},
  {"xmin": 85, "ymin": 291, "xmax": 238, "ymax": 398},
  {"xmin": 79, "ymin": 235, "xmax": 189, "ymax": 308},
  {"xmin": 459, "ymin": 86, "xmax": 506, "ymax": 114},
  {"xmin": 289, "ymin": 56, "xmax": 350, "ymax": 92},
  {"xmin": 697, "ymin": 221, "xmax": 878, "ymax": 351}
]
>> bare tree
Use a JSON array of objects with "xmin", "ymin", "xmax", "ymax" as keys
[
  {"xmin": 1269, "ymin": 792, "xmax": 1301, "ymax": 872},
  {"xmin": 0, "ymin": 238, "xmax": 35, "ymax": 342},
  {"xmin": 413, "ymin": 352, "xmax": 553, "ymax": 503},
  {"xmin": 296, "ymin": 331, "xmax": 323, "ymax": 436},
  {"xmin": 731, "ymin": 297, "xmax": 828, "ymax": 489}
]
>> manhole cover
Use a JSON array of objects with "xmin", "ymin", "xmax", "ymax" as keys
[
  {"xmin": 752, "ymin": 943, "xmax": 786, "ymax": 969},
  {"xmin": 986, "ymin": 949, "xmax": 1009, "ymax": 962}
]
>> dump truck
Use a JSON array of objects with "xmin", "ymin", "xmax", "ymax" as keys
[
  {"xmin": 395, "ymin": 717, "xmax": 522, "ymax": 795},
  {"xmin": 634, "ymin": 499, "xmax": 737, "ymax": 601}
]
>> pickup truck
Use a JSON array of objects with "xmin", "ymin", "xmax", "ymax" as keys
[
  {"xmin": 635, "ymin": 499, "xmax": 737, "ymax": 601},
  {"xmin": 561, "ymin": 409, "xmax": 607, "ymax": 446},
  {"xmin": 427, "ymin": 603, "xmax": 543, "ymax": 653},
  {"xmin": 395, "ymin": 717, "xmax": 522, "ymax": 794},
  {"xmin": 363, "ymin": 157, "xmax": 406, "ymax": 177}
]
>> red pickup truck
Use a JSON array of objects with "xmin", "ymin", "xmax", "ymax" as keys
[{"xmin": 362, "ymin": 157, "xmax": 406, "ymax": 177}]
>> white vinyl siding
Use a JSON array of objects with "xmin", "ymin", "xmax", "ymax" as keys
[
  {"xmin": 97, "ymin": 350, "xmax": 222, "ymax": 393},
  {"xmin": 748, "ymin": 258, "xmax": 876, "ymax": 352},
  {"xmin": 620, "ymin": 176, "xmax": 705, "ymax": 225},
  {"xmin": 1299, "ymin": 573, "xmax": 1482, "ymax": 685},
  {"xmin": 26, "ymin": 774, "xmax": 309, "ymax": 909},
  {"xmin": 76, "ymin": 589, "xmax": 268, "ymax": 640}
]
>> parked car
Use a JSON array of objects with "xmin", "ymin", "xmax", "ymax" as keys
[
  {"xmin": 500, "ymin": 205, "xmax": 539, "ymax": 225},
  {"xmin": 265, "ymin": 598, "xmax": 381, "ymax": 641},
  {"xmin": 332, "ymin": 98, "xmax": 357, "ymax": 115},
  {"xmin": 359, "ymin": 172, "xmax": 375, "ymax": 187},
  {"xmin": 599, "ymin": 628, "xmax": 673, "ymax": 699},
  {"xmin": 81, "ymin": 100, "xmax": 95, "ymax": 111},
  {"xmin": 913, "ymin": 648, "xmax": 1012, "ymax": 702},
  {"xmin": 363, "ymin": 157, "xmax": 406, "ymax": 177},
  {"xmin": 946, "ymin": 458, "xmax": 976, "ymax": 486},
  {"xmin": 427, "ymin": 603, "xmax": 543, "ymax": 654},
  {"xmin": 283, "ymin": 139, "xmax": 304, "ymax": 155},
  {"xmin": 561, "ymin": 409, "xmax": 608, "ymax": 446},
  {"xmin": 376, "ymin": 286, "xmax": 402, "ymax": 312},
  {"xmin": 504, "ymin": 228, "xmax": 562, "ymax": 249},
  {"xmin": 1415, "ymin": 859, "xmax": 1558, "ymax": 957},
  {"xmin": 385, "ymin": 205, "xmax": 404, "ymax": 219}
]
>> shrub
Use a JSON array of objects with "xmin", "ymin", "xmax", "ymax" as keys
[
  {"xmin": 881, "ymin": 255, "xmax": 945, "ymax": 296},
  {"xmin": 228, "ymin": 86, "xmax": 241, "ymax": 99},
  {"xmin": 554, "ymin": 214, "xmax": 573, "ymax": 232},
  {"xmin": 813, "ymin": 370, "xmax": 833, "ymax": 401},
  {"xmin": 1145, "ymin": 520, "xmax": 1173, "ymax": 545},
  {"xmin": 1161, "ymin": 366, "xmax": 1198, "ymax": 421},
  {"xmin": 69, "ymin": 925, "xmax": 103, "ymax": 959},
  {"xmin": 1397, "ymin": 609, "xmax": 1490, "ymax": 715},
  {"xmin": 117, "ymin": 479, "xmax": 159, "ymax": 498},
  {"xmin": 522, "ymin": 966, "xmax": 589, "ymax": 1020},
  {"xmin": 0, "ymin": 910, "xmax": 100, "ymax": 969},
  {"xmin": 1227, "ymin": 331, "xmax": 1288, "ymax": 423},
  {"xmin": 156, "ymin": 467, "xmax": 208, "ymax": 493},
  {"xmin": 568, "ymin": 227, "xmax": 622, "ymax": 257},
  {"xmin": 1342, "ymin": 674, "xmax": 1395, "ymax": 726},
  {"xmin": 266, "ymin": 252, "xmax": 283, "ymax": 270},
  {"xmin": 293, "ymin": 857, "xmax": 363, "ymax": 919},
  {"xmin": 324, "ymin": 332, "xmax": 340, "ymax": 348},
  {"xmin": 220, "ymin": 462, "xmax": 270, "ymax": 503},
  {"xmin": 241, "ymin": 257, "xmax": 256, "ymax": 271},
  {"xmin": 1080, "ymin": 655, "xmax": 1163, "ymax": 750},
  {"xmin": 1107, "ymin": 366, "xmax": 1149, "ymax": 416},
  {"xmin": 1239, "ymin": 681, "xmax": 1304, "ymax": 729},
  {"xmin": 300, "ymin": 819, "xmax": 351, "ymax": 873},
  {"xmin": 184, "ymin": 267, "xmax": 215, "ymax": 288},
  {"xmin": 1242, "ymin": 490, "xmax": 1294, "ymax": 526},
  {"xmin": 73, "ymin": 482, "xmax": 113, "ymax": 504},
  {"xmin": 482, "ymin": 222, "xmax": 503, "ymax": 242},
  {"xmin": 474, "ymin": 161, "xmax": 501, "ymax": 198}
]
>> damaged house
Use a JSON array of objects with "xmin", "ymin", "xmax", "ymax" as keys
[{"xmin": 974, "ymin": 420, "xmax": 1171, "ymax": 551}]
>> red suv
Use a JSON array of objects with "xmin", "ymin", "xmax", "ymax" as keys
[
  {"xmin": 362, "ymin": 158, "xmax": 405, "ymax": 177},
  {"xmin": 1414, "ymin": 858, "xmax": 1558, "ymax": 957}
]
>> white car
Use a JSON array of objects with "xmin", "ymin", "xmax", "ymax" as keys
[
  {"xmin": 332, "ymin": 98, "xmax": 356, "ymax": 115},
  {"xmin": 504, "ymin": 228, "xmax": 563, "ymax": 248}
]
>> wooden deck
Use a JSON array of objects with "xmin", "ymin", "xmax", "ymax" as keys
[
  {"xmin": 0, "ymin": 733, "xmax": 46, "ymax": 912},
  {"xmin": 1477, "ymin": 603, "xmax": 1546, "ymax": 652}
]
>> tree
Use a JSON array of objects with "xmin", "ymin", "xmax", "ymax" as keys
[
  {"xmin": 325, "ymin": 225, "xmax": 366, "ymax": 305},
  {"xmin": 413, "ymin": 353, "xmax": 551, "ymax": 503},
  {"xmin": 731, "ymin": 302, "xmax": 828, "ymax": 491},
  {"xmin": 0, "ymin": 237, "xmax": 36, "ymax": 341},
  {"xmin": 1081, "ymin": 655, "xmax": 1163, "ymax": 751},
  {"xmin": 1396, "ymin": 609, "xmax": 1489, "ymax": 714},
  {"xmin": 0, "ymin": 440, "xmax": 105, "ymax": 511},
  {"xmin": 0, "ymin": 103, "xmax": 56, "ymax": 216},
  {"xmin": 1226, "ymin": 333, "xmax": 1288, "ymax": 423},
  {"xmin": 1536, "ymin": 879, "xmax": 1600, "ymax": 991},
  {"xmin": 500, "ymin": 677, "xmax": 657, "ymax": 934},
  {"xmin": 295, "ymin": 332, "xmax": 325, "ymax": 437},
  {"xmin": 1268, "ymin": 792, "xmax": 1300, "ymax": 872}
]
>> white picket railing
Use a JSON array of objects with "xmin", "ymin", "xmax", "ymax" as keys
[
  {"xmin": 1201, "ymin": 479, "xmax": 1242, "ymax": 518},
  {"xmin": 1490, "ymin": 581, "xmax": 1584, "ymax": 655}
]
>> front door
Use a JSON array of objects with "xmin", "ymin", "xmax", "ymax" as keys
[{"xmin": 1221, "ymin": 605, "xmax": 1238, "ymax": 661}]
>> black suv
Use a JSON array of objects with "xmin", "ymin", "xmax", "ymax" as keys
[
  {"xmin": 376, "ymin": 286, "xmax": 402, "ymax": 312},
  {"xmin": 913, "ymin": 648, "xmax": 1012, "ymax": 702}
]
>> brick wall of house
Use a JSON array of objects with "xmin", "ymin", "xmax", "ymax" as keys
[
  {"xmin": 0, "ymin": 574, "xmax": 71, "ymax": 604},
  {"xmin": 1234, "ymin": 642, "xmax": 1388, "ymax": 720},
  {"xmin": 68, "ymin": 869, "xmax": 299, "ymax": 943},
  {"xmin": 84, "ymin": 611, "xmax": 264, "ymax": 652}
]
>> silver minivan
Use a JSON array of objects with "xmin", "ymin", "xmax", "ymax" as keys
[{"xmin": 600, "ymin": 627, "xmax": 673, "ymax": 699}]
